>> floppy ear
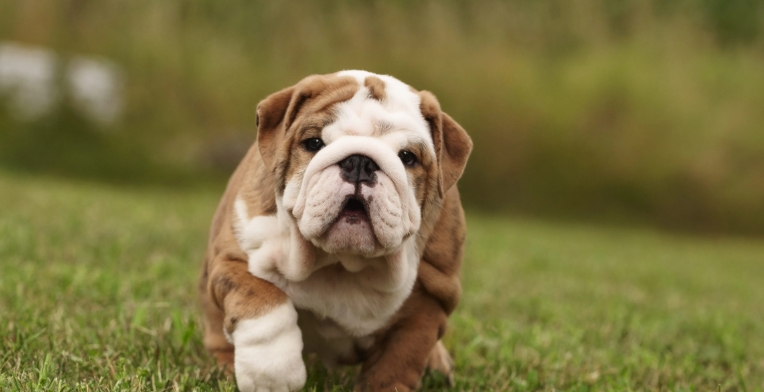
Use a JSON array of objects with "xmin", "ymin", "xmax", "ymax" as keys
[
  {"xmin": 256, "ymin": 86, "xmax": 296, "ymax": 172},
  {"xmin": 419, "ymin": 91, "xmax": 473, "ymax": 197}
]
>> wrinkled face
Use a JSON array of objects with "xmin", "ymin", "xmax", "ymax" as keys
[{"xmin": 278, "ymin": 71, "xmax": 438, "ymax": 257}]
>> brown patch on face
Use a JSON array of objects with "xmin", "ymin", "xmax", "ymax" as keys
[
  {"xmin": 401, "ymin": 143, "xmax": 438, "ymax": 209},
  {"xmin": 263, "ymin": 75, "xmax": 361, "ymax": 192},
  {"xmin": 282, "ymin": 113, "xmax": 335, "ymax": 190},
  {"xmin": 364, "ymin": 76, "xmax": 387, "ymax": 101}
]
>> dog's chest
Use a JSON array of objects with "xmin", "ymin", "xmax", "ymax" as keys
[
  {"xmin": 284, "ymin": 262, "xmax": 413, "ymax": 366},
  {"xmin": 280, "ymin": 258, "xmax": 415, "ymax": 334}
]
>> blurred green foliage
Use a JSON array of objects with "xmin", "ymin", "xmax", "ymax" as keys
[{"xmin": 1, "ymin": 0, "xmax": 763, "ymax": 233}]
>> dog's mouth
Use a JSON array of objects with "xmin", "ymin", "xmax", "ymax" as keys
[{"xmin": 338, "ymin": 195, "xmax": 370, "ymax": 224}]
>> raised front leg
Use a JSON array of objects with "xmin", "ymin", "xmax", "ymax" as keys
[
  {"xmin": 356, "ymin": 291, "xmax": 449, "ymax": 392},
  {"xmin": 201, "ymin": 249, "xmax": 306, "ymax": 392}
]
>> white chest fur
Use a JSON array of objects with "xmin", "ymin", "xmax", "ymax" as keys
[{"xmin": 233, "ymin": 197, "xmax": 420, "ymax": 364}]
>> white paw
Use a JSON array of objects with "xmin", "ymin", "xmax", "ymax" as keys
[{"xmin": 230, "ymin": 302, "xmax": 307, "ymax": 392}]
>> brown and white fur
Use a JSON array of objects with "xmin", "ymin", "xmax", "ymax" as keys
[{"xmin": 199, "ymin": 70, "xmax": 472, "ymax": 392}]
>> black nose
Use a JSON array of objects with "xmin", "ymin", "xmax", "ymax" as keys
[{"xmin": 339, "ymin": 154, "xmax": 379, "ymax": 184}]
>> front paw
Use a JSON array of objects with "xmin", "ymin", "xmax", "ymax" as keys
[{"xmin": 230, "ymin": 303, "xmax": 307, "ymax": 392}]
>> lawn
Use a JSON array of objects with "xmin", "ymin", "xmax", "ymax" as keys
[{"xmin": 1, "ymin": 170, "xmax": 763, "ymax": 391}]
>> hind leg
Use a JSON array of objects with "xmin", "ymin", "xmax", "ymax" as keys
[{"xmin": 426, "ymin": 341, "xmax": 454, "ymax": 386}]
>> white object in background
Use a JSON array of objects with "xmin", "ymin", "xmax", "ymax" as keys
[
  {"xmin": 0, "ymin": 41, "xmax": 124, "ymax": 126},
  {"xmin": 67, "ymin": 56, "xmax": 123, "ymax": 125},
  {"xmin": 0, "ymin": 42, "xmax": 58, "ymax": 119}
]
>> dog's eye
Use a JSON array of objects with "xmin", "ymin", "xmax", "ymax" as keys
[
  {"xmin": 398, "ymin": 150, "xmax": 418, "ymax": 167},
  {"xmin": 302, "ymin": 138, "xmax": 325, "ymax": 152}
]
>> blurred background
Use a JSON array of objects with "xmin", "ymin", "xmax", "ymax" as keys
[{"xmin": 1, "ymin": 0, "xmax": 763, "ymax": 235}]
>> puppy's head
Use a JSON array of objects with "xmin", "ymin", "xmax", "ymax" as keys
[{"xmin": 257, "ymin": 71, "xmax": 471, "ymax": 258}]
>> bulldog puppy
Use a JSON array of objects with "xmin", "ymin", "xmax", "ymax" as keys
[{"xmin": 198, "ymin": 70, "xmax": 472, "ymax": 392}]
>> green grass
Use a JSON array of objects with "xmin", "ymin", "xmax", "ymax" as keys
[{"xmin": 1, "ymin": 170, "xmax": 763, "ymax": 391}]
